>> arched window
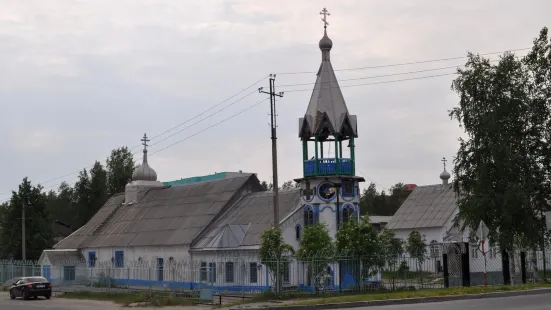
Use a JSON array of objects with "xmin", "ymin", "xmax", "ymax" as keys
[
  {"xmin": 342, "ymin": 205, "xmax": 354, "ymax": 223},
  {"xmin": 304, "ymin": 206, "xmax": 314, "ymax": 227},
  {"xmin": 295, "ymin": 225, "xmax": 302, "ymax": 240},
  {"xmin": 429, "ymin": 240, "xmax": 440, "ymax": 258}
]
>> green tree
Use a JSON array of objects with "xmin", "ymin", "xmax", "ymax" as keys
[
  {"xmin": 260, "ymin": 181, "xmax": 269, "ymax": 191},
  {"xmin": 335, "ymin": 216, "xmax": 383, "ymax": 287},
  {"xmin": 106, "ymin": 147, "xmax": 135, "ymax": 195},
  {"xmin": 45, "ymin": 182, "xmax": 75, "ymax": 228},
  {"xmin": 296, "ymin": 223, "xmax": 335, "ymax": 290},
  {"xmin": 406, "ymin": 231, "xmax": 426, "ymax": 270},
  {"xmin": 73, "ymin": 169, "xmax": 91, "ymax": 228},
  {"xmin": 88, "ymin": 161, "xmax": 108, "ymax": 222},
  {"xmin": 359, "ymin": 183, "xmax": 378, "ymax": 215},
  {"xmin": 450, "ymin": 27, "xmax": 551, "ymax": 282},
  {"xmin": 259, "ymin": 227, "xmax": 294, "ymax": 292},
  {"xmin": 0, "ymin": 178, "xmax": 53, "ymax": 260},
  {"xmin": 378, "ymin": 228, "xmax": 404, "ymax": 267}
]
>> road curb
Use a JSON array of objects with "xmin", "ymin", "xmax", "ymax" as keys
[{"xmin": 232, "ymin": 288, "xmax": 551, "ymax": 310}]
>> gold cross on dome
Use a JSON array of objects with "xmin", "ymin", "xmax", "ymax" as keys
[
  {"xmin": 320, "ymin": 7, "xmax": 330, "ymax": 28},
  {"xmin": 442, "ymin": 157, "xmax": 448, "ymax": 171}
]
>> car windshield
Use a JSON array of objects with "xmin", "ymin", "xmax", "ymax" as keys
[{"xmin": 26, "ymin": 277, "xmax": 47, "ymax": 283}]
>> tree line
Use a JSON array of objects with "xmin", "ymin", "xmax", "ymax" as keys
[{"xmin": 0, "ymin": 147, "xmax": 135, "ymax": 260}]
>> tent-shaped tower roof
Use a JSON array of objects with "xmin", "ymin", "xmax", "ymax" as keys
[{"xmin": 299, "ymin": 11, "xmax": 357, "ymax": 140}]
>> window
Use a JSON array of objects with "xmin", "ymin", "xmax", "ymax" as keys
[
  {"xmin": 489, "ymin": 247, "xmax": 498, "ymax": 259},
  {"xmin": 209, "ymin": 262, "xmax": 217, "ymax": 282},
  {"xmin": 63, "ymin": 266, "xmax": 76, "ymax": 281},
  {"xmin": 200, "ymin": 262, "xmax": 207, "ymax": 281},
  {"xmin": 304, "ymin": 206, "xmax": 314, "ymax": 227},
  {"xmin": 225, "ymin": 262, "xmax": 234, "ymax": 283},
  {"xmin": 295, "ymin": 225, "xmax": 301, "ymax": 240},
  {"xmin": 429, "ymin": 241, "xmax": 440, "ymax": 258},
  {"xmin": 249, "ymin": 263, "xmax": 258, "ymax": 283},
  {"xmin": 114, "ymin": 251, "xmax": 124, "ymax": 268},
  {"xmin": 342, "ymin": 205, "xmax": 354, "ymax": 223},
  {"xmin": 282, "ymin": 262, "xmax": 290, "ymax": 283},
  {"xmin": 88, "ymin": 251, "xmax": 96, "ymax": 267},
  {"xmin": 471, "ymin": 248, "xmax": 478, "ymax": 259},
  {"xmin": 342, "ymin": 180, "xmax": 355, "ymax": 197}
]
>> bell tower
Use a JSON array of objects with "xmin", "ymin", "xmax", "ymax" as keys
[{"xmin": 294, "ymin": 8, "xmax": 364, "ymax": 238}]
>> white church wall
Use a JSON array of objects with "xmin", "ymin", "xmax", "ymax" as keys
[
  {"xmin": 190, "ymin": 250, "xmax": 275, "ymax": 290},
  {"xmin": 79, "ymin": 245, "xmax": 192, "ymax": 283}
]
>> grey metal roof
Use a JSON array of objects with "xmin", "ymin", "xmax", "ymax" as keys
[
  {"xmin": 299, "ymin": 29, "xmax": 357, "ymax": 139},
  {"xmin": 54, "ymin": 174, "xmax": 256, "ymax": 249},
  {"xmin": 386, "ymin": 184, "xmax": 457, "ymax": 230},
  {"xmin": 41, "ymin": 250, "xmax": 84, "ymax": 265},
  {"xmin": 193, "ymin": 189, "xmax": 301, "ymax": 249}
]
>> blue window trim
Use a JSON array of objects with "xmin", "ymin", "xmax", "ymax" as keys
[
  {"xmin": 114, "ymin": 250, "xmax": 124, "ymax": 268},
  {"xmin": 341, "ymin": 203, "xmax": 356, "ymax": 223},
  {"xmin": 88, "ymin": 251, "xmax": 96, "ymax": 267},
  {"xmin": 341, "ymin": 180, "xmax": 356, "ymax": 201}
]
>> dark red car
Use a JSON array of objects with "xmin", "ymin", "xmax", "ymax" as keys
[{"xmin": 9, "ymin": 276, "xmax": 52, "ymax": 300}]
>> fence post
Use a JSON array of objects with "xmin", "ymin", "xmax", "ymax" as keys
[
  {"xmin": 461, "ymin": 243, "xmax": 470, "ymax": 287},
  {"xmin": 442, "ymin": 253, "xmax": 449, "ymax": 288},
  {"xmin": 520, "ymin": 252, "xmax": 527, "ymax": 284},
  {"xmin": 502, "ymin": 250, "xmax": 511, "ymax": 285},
  {"xmin": 276, "ymin": 258, "xmax": 280, "ymax": 295}
]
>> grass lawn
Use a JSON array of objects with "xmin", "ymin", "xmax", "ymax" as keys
[
  {"xmin": 58, "ymin": 291, "xmax": 199, "ymax": 307},
  {"xmin": 288, "ymin": 283, "xmax": 551, "ymax": 305}
]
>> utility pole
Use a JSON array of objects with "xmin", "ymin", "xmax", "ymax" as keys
[
  {"xmin": 259, "ymin": 74, "xmax": 284, "ymax": 228},
  {"xmin": 22, "ymin": 197, "xmax": 26, "ymax": 269}
]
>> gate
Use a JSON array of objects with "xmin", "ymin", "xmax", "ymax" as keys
[{"xmin": 442, "ymin": 242, "xmax": 468, "ymax": 287}]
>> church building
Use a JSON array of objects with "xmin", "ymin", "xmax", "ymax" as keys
[{"xmin": 40, "ymin": 14, "xmax": 366, "ymax": 291}]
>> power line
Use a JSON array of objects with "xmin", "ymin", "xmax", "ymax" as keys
[
  {"xmin": 128, "ymin": 75, "xmax": 269, "ymax": 152},
  {"xmin": 276, "ymin": 47, "xmax": 531, "ymax": 75},
  {"xmin": 356, "ymin": 169, "xmax": 387, "ymax": 191},
  {"xmin": 2, "ymin": 76, "xmax": 268, "ymax": 192},
  {"xmin": 148, "ymin": 98, "xmax": 270, "ymax": 156},
  {"xmin": 278, "ymin": 59, "xmax": 505, "ymax": 88},
  {"xmin": 281, "ymin": 72, "xmax": 457, "ymax": 93},
  {"xmin": 0, "ymin": 97, "xmax": 271, "ymax": 205},
  {"xmin": 147, "ymin": 89, "xmax": 259, "ymax": 149}
]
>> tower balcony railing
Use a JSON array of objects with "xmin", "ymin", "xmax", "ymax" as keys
[{"xmin": 303, "ymin": 158, "xmax": 354, "ymax": 177}]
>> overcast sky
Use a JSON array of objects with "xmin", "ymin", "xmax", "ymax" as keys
[{"xmin": 1, "ymin": 0, "xmax": 549, "ymax": 201}]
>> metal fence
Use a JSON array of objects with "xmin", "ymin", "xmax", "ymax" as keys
[{"xmin": 1, "ymin": 250, "xmax": 550, "ymax": 298}]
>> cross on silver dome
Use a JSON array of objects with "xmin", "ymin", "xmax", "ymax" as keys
[
  {"xmin": 440, "ymin": 157, "xmax": 451, "ymax": 184},
  {"xmin": 131, "ymin": 133, "xmax": 158, "ymax": 182}
]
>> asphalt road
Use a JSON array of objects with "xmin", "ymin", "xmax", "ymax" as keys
[
  {"xmin": 0, "ymin": 292, "xmax": 124, "ymax": 310},
  {"xmin": 0, "ymin": 291, "xmax": 206, "ymax": 310},
  {"xmin": 361, "ymin": 293, "xmax": 551, "ymax": 309}
]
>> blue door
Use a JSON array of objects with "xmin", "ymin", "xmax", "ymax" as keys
[
  {"xmin": 42, "ymin": 265, "xmax": 51, "ymax": 282},
  {"xmin": 157, "ymin": 258, "xmax": 164, "ymax": 282}
]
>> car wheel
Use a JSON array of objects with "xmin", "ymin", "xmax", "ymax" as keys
[
  {"xmin": 34, "ymin": 296, "xmax": 38, "ymax": 300},
  {"xmin": 45, "ymin": 294, "xmax": 51, "ymax": 300},
  {"xmin": 22, "ymin": 290, "xmax": 29, "ymax": 300},
  {"xmin": 9, "ymin": 289, "xmax": 15, "ymax": 300}
]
